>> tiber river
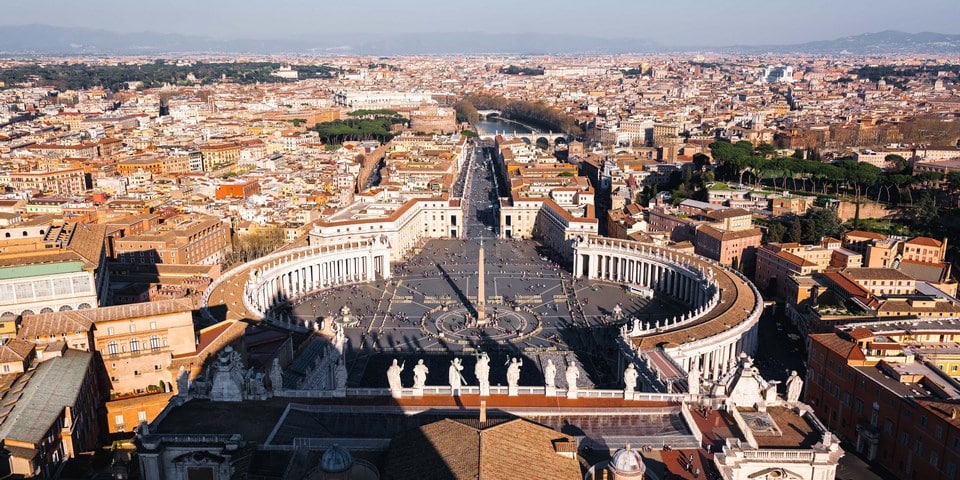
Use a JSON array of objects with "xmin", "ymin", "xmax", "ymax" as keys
[{"xmin": 473, "ymin": 116, "xmax": 535, "ymax": 135}]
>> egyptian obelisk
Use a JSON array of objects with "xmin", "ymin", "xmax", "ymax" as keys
[{"xmin": 476, "ymin": 240, "xmax": 486, "ymax": 323}]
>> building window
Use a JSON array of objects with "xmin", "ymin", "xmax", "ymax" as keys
[
  {"xmin": 129, "ymin": 323, "xmax": 136, "ymax": 333},
  {"xmin": 920, "ymin": 416, "xmax": 928, "ymax": 428},
  {"xmin": 130, "ymin": 338, "xmax": 140, "ymax": 353},
  {"xmin": 107, "ymin": 327, "xmax": 114, "ymax": 335},
  {"xmin": 138, "ymin": 411, "xmax": 148, "ymax": 422},
  {"xmin": 937, "ymin": 426, "xmax": 944, "ymax": 440},
  {"xmin": 115, "ymin": 415, "xmax": 124, "ymax": 427},
  {"xmin": 932, "ymin": 451, "xmax": 940, "ymax": 467},
  {"xmin": 150, "ymin": 335, "xmax": 160, "ymax": 351},
  {"xmin": 947, "ymin": 461, "xmax": 957, "ymax": 480},
  {"xmin": 108, "ymin": 341, "xmax": 118, "ymax": 356},
  {"xmin": 150, "ymin": 321, "xmax": 157, "ymax": 330}
]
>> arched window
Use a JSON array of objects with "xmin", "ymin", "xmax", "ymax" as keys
[
  {"xmin": 150, "ymin": 335, "xmax": 160, "ymax": 352},
  {"xmin": 129, "ymin": 338, "xmax": 140, "ymax": 353},
  {"xmin": 107, "ymin": 341, "xmax": 118, "ymax": 356}
]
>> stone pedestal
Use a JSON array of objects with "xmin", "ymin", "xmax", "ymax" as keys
[
  {"xmin": 566, "ymin": 388, "xmax": 578, "ymax": 400},
  {"xmin": 508, "ymin": 385, "xmax": 519, "ymax": 396},
  {"xmin": 479, "ymin": 385, "xmax": 490, "ymax": 397},
  {"xmin": 623, "ymin": 389, "xmax": 634, "ymax": 400},
  {"xmin": 412, "ymin": 387, "xmax": 424, "ymax": 397},
  {"xmin": 545, "ymin": 386, "xmax": 557, "ymax": 397},
  {"xmin": 390, "ymin": 388, "xmax": 403, "ymax": 399}
]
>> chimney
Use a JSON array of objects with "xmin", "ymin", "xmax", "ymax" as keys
[{"xmin": 479, "ymin": 400, "xmax": 487, "ymax": 423}]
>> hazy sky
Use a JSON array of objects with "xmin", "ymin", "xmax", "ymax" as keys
[{"xmin": 3, "ymin": 0, "xmax": 958, "ymax": 46}]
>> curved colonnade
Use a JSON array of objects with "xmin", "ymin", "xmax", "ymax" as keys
[
  {"xmin": 200, "ymin": 237, "xmax": 392, "ymax": 327},
  {"xmin": 573, "ymin": 236, "xmax": 763, "ymax": 384}
]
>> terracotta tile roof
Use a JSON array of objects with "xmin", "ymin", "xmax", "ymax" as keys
[
  {"xmin": 384, "ymin": 417, "xmax": 581, "ymax": 480},
  {"xmin": 18, "ymin": 298, "xmax": 193, "ymax": 339},
  {"xmin": 822, "ymin": 271, "xmax": 872, "ymax": 299},
  {"xmin": 914, "ymin": 399, "xmax": 960, "ymax": 429},
  {"xmin": 845, "ymin": 230, "xmax": 888, "ymax": 241},
  {"xmin": 905, "ymin": 237, "xmax": 942, "ymax": 247},
  {"xmin": 0, "ymin": 339, "xmax": 33, "ymax": 363},
  {"xmin": 809, "ymin": 333, "xmax": 865, "ymax": 361},
  {"xmin": 777, "ymin": 249, "xmax": 816, "ymax": 268},
  {"xmin": 697, "ymin": 224, "xmax": 762, "ymax": 241},
  {"xmin": 841, "ymin": 267, "xmax": 914, "ymax": 282},
  {"xmin": 847, "ymin": 328, "xmax": 875, "ymax": 340}
]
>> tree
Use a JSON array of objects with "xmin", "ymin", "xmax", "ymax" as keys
[
  {"xmin": 802, "ymin": 207, "xmax": 843, "ymax": 243},
  {"xmin": 884, "ymin": 154, "xmax": 908, "ymax": 173},
  {"xmin": 792, "ymin": 149, "xmax": 805, "ymax": 159},
  {"xmin": 453, "ymin": 100, "xmax": 479, "ymax": 125},
  {"xmin": 947, "ymin": 171, "xmax": 960, "ymax": 193},
  {"xmin": 766, "ymin": 222, "xmax": 786, "ymax": 243},
  {"xmin": 918, "ymin": 171, "xmax": 944, "ymax": 187},
  {"xmin": 787, "ymin": 217, "xmax": 802, "ymax": 243},
  {"xmin": 755, "ymin": 143, "xmax": 776, "ymax": 159},
  {"xmin": 915, "ymin": 192, "xmax": 939, "ymax": 232},
  {"xmin": 692, "ymin": 153, "xmax": 710, "ymax": 171}
]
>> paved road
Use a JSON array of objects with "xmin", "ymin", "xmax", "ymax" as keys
[{"xmin": 461, "ymin": 142, "xmax": 500, "ymax": 239}]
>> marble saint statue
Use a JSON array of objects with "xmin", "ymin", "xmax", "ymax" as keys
[
  {"xmin": 786, "ymin": 370, "xmax": 804, "ymax": 402},
  {"xmin": 387, "ymin": 359, "xmax": 404, "ymax": 391},
  {"xmin": 543, "ymin": 359, "xmax": 557, "ymax": 388},
  {"xmin": 449, "ymin": 357, "xmax": 465, "ymax": 395},
  {"xmin": 413, "ymin": 359, "xmax": 429, "ymax": 389},
  {"xmin": 507, "ymin": 357, "xmax": 523, "ymax": 388},
  {"xmin": 475, "ymin": 352, "xmax": 490, "ymax": 389},
  {"xmin": 565, "ymin": 362, "xmax": 580, "ymax": 395},
  {"xmin": 624, "ymin": 363, "xmax": 638, "ymax": 392}
]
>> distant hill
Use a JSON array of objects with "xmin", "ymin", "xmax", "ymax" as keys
[
  {"xmin": 0, "ymin": 25, "xmax": 958, "ymax": 55},
  {"xmin": 726, "ymin": 30, "xmax": 960, "ymax": 55}
]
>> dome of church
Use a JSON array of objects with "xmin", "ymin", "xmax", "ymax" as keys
[
  {"xmin": 610, "ymin": 445, "xmax": 645, "ymax": 475},
  {"xmin": 320, "ymin": 445, "xmax": 354, "ymax": 473}
]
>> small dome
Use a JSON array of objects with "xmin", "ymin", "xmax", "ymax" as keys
[
  {"xmin": 610, "ymin": 446, "xmax": 645, "ymax": 474},
  {"xmin": 320, "ymin": 445, "xmax": 353, "ymax": 473}
]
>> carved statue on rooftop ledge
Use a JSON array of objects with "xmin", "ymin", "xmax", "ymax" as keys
[{"xmin": 786, "ymin": 370, "xmax": 804, "ymax": 403}]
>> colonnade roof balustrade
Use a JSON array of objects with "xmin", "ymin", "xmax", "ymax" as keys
[
  {"xmin": 203, "ymin": 239, "xmax": 384, "ymax": 323},
  {"xmin": 576, "ymin": 236, "xmax": 762, "ymax": 351}
]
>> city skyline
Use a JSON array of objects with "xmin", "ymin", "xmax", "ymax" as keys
[{"xmin": 2, "ymin": 0, "xmax": 959, "ymax": 47}]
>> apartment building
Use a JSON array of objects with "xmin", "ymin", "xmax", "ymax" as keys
[
  {"xmin": 807, "ymin": 328, "xmax": 960, "ymax": 479},
  {"xmin": 113, "ymin": 214, "xmax": 230, "ymax": 266},
  {"xmin": 8, "ymin": 168, "xmax": 86, "ymax": 196}
]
